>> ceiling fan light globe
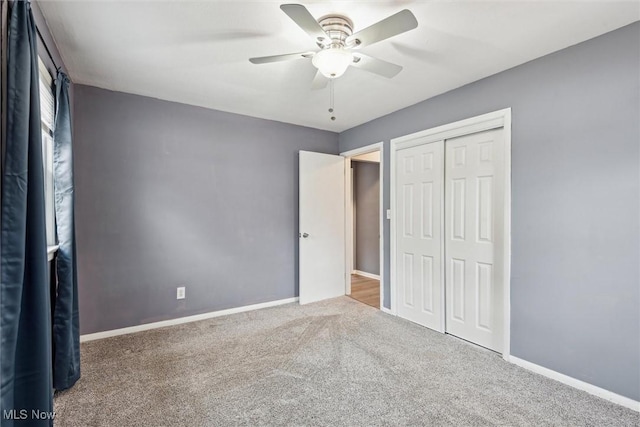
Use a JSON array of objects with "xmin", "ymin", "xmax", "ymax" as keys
[{"xmin": 312, "ymin": 48, "xmax": 353, "ymax": 79}]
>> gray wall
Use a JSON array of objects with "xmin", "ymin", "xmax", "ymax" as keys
[
  {"xmin": 353, "ymin": 161, "xmax": 380, "ymax": 275},
  {"xmin": 74, "ymin": 85, "xmax": 338, "ymax": 334},
  {"xmin": 339, "ymin": 23, "xmax": 640, "ymax": 401}
]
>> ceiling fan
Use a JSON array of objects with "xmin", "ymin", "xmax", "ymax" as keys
[{"xmin": 249, "ymin": 4, "xmax": 418, "ymax": 89}]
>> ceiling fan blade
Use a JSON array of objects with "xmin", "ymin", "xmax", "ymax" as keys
[
  {"xmin": 347, "ymin": 9, "xmax": 418, "ymax": 49},
  {"xmin": 280, "ymin": 4, "xmax": 329, "ymax": 46},
  {"xmin": 310, "ymin": 70, "xmax": 328, "ymax": 90},
  {"xmin": 350, "ymin": 53, "xmax": 403, "ymax": 78},
  {"xmin": 249, "ymin": 51, "xmax": 315, "ymax": 64}
]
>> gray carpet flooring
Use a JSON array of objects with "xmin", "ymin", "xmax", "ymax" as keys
[{"xmin": 54, "ymin": 297, "xmax": 639, "ymax": 426}]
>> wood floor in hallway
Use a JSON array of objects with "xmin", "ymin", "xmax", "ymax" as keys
[{"xmin": 349, "ymin": 274, "xmax": 380, "ymax": 309}]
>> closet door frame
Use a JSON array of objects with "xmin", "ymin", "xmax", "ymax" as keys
[{"xmin": 390, "ymin": 108, "xmax": 512, "ymax": 360}]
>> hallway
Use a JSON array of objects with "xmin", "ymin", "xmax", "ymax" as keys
[{"xmin": 349, "ymin": 274, "xmax": 380, "ymax": 309}]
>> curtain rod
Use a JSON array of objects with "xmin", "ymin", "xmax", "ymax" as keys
[{"xmin": 35, "ymin": 24, "xmax": 58, "ymax": 71}]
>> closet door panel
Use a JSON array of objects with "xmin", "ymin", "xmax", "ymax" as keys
[
  {"xmin": 444, "ymin": 129, "xmax": 505, "ymax": 352},
  {"xmin": 396, "ymin": 140, "xmax": 444, "ymax": 331}
]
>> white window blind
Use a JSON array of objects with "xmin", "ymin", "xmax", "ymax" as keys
[
  {"xmin": 38, "ymin": 58, "xmax": 56, "ymax": 246},
  {"xmin": 39, "ymin": 61, "xmax": 55, "ymax": 132}
]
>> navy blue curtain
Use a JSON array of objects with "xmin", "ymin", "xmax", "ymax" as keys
[
  {"xmin": 1, "ymin": 0, "xmax": 54, "ymax": 425},
  {"xmin": 52, "ymin": 70, "xmax": 80, "ymax": 391}
]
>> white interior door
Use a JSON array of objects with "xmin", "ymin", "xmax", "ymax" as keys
[
  {"xmin": 445, "ymin": 128, "xmax": 505, "ymax": 352},
  {"xmin": 396, "ymin": 140, "xmax": 444, "ymax": 331},
  {"xmin": 299, "ymin": 151, "xmax": 346, "ymax": 305}
]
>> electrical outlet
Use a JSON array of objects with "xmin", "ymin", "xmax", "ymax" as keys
[{"xmin": 176, "ymin": 286, "xmax": 186, "ymax": 300}]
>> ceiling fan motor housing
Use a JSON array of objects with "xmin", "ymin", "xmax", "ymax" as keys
[{"xmin": 317, "ymin": 15, "xmax": 354, "ymax": 49}]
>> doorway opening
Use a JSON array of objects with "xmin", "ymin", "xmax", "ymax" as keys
[{"xmin": 341, "ymin": 143, "xmax": 384, "ymax": 310}]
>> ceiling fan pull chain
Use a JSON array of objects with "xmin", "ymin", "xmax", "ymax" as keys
[{"xmin": 329, "ymin": 79, "xmax": 336, "ymax": 121}]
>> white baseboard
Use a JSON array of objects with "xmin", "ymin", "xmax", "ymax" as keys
[
  {"xmin": 353, "ymin": 270, "xmax": 380, "ymax": 280},
  {"xmin": 80, "ymin": 297, "xmax": 299, "ymax": 342},
  {"xmin": 380, "ymin": 306, "xmax": 393, "ymax": 315},
  {"xmin": 508, "ymin": 356, "xmax": 639, "ymax": 412}
]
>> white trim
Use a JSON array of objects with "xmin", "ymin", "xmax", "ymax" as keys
[
  {"xmin": 392, "ymin": 109, "xmax": 509, "ymax": 151},
  {"xmin": 509, "ymin": 356, "xmax": 640, "ymax": 412},
  {"xmin": 345, "ymin": 158, "xmax": 353, "ymax": 295},
  {"xmin": 80, "ymin": 297, "xmax": 299, "ymax": 342},
  {"xmin": 341, "ymin": 143, "xmax": 383, "ymax": 159},
  {"xmin": 380, "ymin": 307, "xmax": 393, "ymax": 315},
  {"xmin": 379, "ymin": 146, "xmax": 385, "ymax": 310},
  {"xmin": 390, "ymin": 139, "xmax": 398, "ymax": 315},
  {"xmin": 351, "ymin": 166, "xmax": 356, "ymax": 292},
  {"xmin": 341, "ymin": 142, "xmax": 385, "ymax": 310},
  {"xmin": 353, "ymin": 270, "xmax": 380, "ymax": 280},
  {"xmin": 438, "ymin": 139, "xmax": 446, "ymax": 333},
  {"xmin": 390, "ymin": 108, "xmax": 512, "ymax": 357},
  {"xmin": 502, "ymin": 110, "xmax": 512, "ymax": 360}
]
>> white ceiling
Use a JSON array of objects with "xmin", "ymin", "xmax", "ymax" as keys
[{"xmin": 38, "ymin": 1, "xmax": 639, "ymax": 132}]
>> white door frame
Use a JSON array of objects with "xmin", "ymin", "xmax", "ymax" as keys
[
  {"xmin": 341, "ymin": 142, "xmax": 384, "ymax": 310},
  {"xmin": 390, "ymin": 108, "xmax": 512, "ymax": 359}
]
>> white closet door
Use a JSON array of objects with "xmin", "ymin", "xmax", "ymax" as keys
[
  {"xmin": 396, "ymin": 140, "xmax": 444, "ymax": 332},
  {"xmin": 444, "ymin": 128, "xmax": 505, "ymax": 352}
]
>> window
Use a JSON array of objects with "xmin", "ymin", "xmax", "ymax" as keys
[{"xmin": 38, "ymin": 58, "xmax": 56, "ymax": 247}]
